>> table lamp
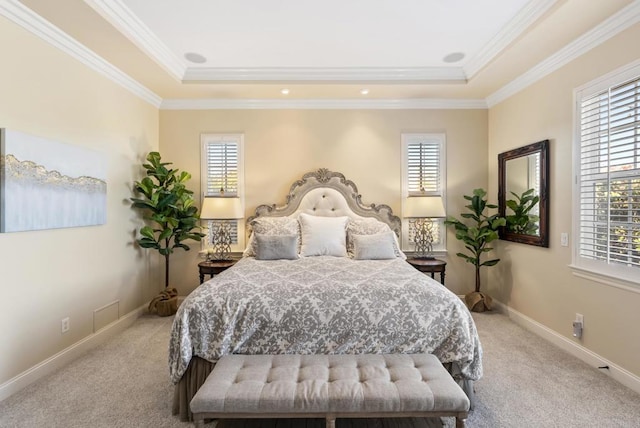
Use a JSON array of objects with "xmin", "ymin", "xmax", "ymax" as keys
[{"xmin": 200, "ymin": 196, "xmax": 243, "ymax": 261}]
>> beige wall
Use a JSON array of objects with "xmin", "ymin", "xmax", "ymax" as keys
[
  {"xmin": 0, "ymin": 17, "xmax": 159, "ymax": 386},
  {"xmin": 160, "ymin": 109, "xmax": 488, "ymax": 296},
  {"xmin": 488, "ymin": 23, "xmax": 640, "ymax": 377}
]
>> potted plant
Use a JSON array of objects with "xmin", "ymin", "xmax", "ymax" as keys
[
  {"xmin": 505, "ymin": 188, "xmax": 540, "ymax": 235},
  {"xmin": 131, "ymin": 152, "xmax": 205, "ymax": 315},
  {"xmin": 445, "ymin": 189, "xmax": 506, "ymax": 312}
]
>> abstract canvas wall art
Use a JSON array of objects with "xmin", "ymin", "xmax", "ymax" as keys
[{"xmin": 0, "ymin": 129, "xmax": 107, "ymax": 232}]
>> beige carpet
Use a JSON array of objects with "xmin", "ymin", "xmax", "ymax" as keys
[{"xmin": 1, "ymin": 311, "xmax": 639, "ymax": 427}]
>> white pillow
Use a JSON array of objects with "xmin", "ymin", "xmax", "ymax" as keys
[
  {"xmin": 352, "ymin": 231, "xmax": 397, "ymax": 260},
  {"xmin": 299, "ymin": 213, "xmax": 349, "ymax": 257}
]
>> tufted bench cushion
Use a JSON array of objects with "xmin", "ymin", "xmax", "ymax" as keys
[{"xmin": 190, "ymin": 354, "xmax": 470, "ymax": 428}]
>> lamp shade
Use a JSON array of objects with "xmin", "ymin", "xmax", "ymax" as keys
[
  {"xmin": 200, "ymin": 197, "xmax": 243, "ymax": 220},
  {"xmin": 404, "ymin": 196, "xmax": 446, "ymax": 218}
]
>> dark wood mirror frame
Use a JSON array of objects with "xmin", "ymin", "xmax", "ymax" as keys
[{"xmin": 498, "ymin": 139, "xmax": 549, "ymax": 247}]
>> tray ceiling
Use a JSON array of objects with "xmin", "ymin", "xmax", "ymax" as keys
[{"xmin": 10, "ymin": 0, "xmax": 639, "ymax": 105}]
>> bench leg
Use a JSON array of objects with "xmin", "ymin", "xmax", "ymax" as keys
[
  {"xmin": 326, "ymin": 416, "xmax": 336, "ymax": 428},
  {"xmin": 193, "ymin": 417, "xmax": 204, "ymax": 428},
  {"xmin": 456, "ymin": 416, "xmax": 466, "ymax": 428}
]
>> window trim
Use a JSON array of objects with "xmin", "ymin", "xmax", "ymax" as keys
[
  {"xmin": 572, "ymin": 60, "xmax": 640, "ymax": 287},
  {"xmin": 400, "ymin": 133, "xmax": 447, "ymax": 253},
  {"xmin": 200, "ymin": 133, "xmax": 245, "ymax": 252}
]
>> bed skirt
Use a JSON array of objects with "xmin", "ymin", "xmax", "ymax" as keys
[
  {"xmin": 172, "ymin": 357, "xmax": 475, "ymax": 422},
  {"xmin": 444, "ymin": 362, "xmax": 476, "ymax": 411},
  {"xmin": 172, "ymin": 356, "xmax": 215, "ymax": 422}
]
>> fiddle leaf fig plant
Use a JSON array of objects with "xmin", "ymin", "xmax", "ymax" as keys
[
  {"xmin": 445, "ymin": 188, "xmax": 506, "ymax": 312},
  {"xmin": 131, "ymin": 152, "xmax": 205, "ymax": 289},
  {"xmin": 505, "ymin": 188, "xmax": 540, "ymax": 235}
]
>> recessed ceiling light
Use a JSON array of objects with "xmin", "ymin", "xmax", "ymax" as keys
[
  {"xmin": 184, "ymin": 52, "xmax": 207, "ymax": 64},
  {"xmin": 443, "ymin": 52, "xmax": 465, "ymax": 63},
  {"xmin": 360, "ymin": 89, "xmax": 370, "ymax": 95},
  {"xmin": 281, "ymin": 88, "xmax": 290, "ymax": 95}
]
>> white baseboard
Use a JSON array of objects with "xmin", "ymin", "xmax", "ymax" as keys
[
  {"xmin": 0, "ymin": 304, "xmax": 146, "ymax": 402},
  {"xmin": 492, "ymin": 300, "xmax": 640, "ymax": 396}
]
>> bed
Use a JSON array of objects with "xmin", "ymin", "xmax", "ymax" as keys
[{"xmin": 169, "ymin": 168, "xmax": 482, "ymax": 421}]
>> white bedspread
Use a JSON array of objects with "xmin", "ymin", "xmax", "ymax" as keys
[{"xmin": 168, "ymin": 256, "xmax": 482, "ymax": 384}]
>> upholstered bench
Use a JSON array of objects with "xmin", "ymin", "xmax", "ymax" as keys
[{"xmin": 190, "ymin": 354, "xmax": 470, "ymax": 428}]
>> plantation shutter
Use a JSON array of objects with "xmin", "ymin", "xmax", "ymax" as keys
[
  {"xmin": 204, "ymin": 141, "xmax": 238, "ymax": 196},
  {"xmin": 407, "ymin": 139, "xmax": 442, "ymax": 196},
  {"xmin": 529, "ymin": 154, "xmax": 541, "ymax": 217},
  {"xmin": 577, "ymin": 74, "xmax": 640, "ymax": 269}
]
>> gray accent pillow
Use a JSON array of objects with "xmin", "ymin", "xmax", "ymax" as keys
[
  {"xmin": 347, "ymin": 218, "xmax": 406, "ymax": 259},
  {"xmin": 352, "ymin": 231, "xmax": 397, "ymax": 260},
  {"xmin": 244, "ymin": 217, "xmax": 300, "ymax": 257},
  {"xmin": 255, "ymin": 233, "xmax": 299, "ymax": 260}
]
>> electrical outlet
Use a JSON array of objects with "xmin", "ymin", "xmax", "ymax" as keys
[
  {"xmin": 61, "ymin": 317, "xmax": 70, "ymax": 334},
  {"xmin": 561, "ymin": 233, "xmax": 569, "ymax": 247},
  {"xmin": 573, "ymin": 313, "xmax": 583, "ymax": 338}
]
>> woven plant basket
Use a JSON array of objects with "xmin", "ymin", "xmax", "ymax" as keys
[
  {"xmin": 465, "ymin": 291, "xmax": 493, "ymax": 312},
  {"xmin": 149, "ymin": 287, "xmax": 178, "ymax": 317}
]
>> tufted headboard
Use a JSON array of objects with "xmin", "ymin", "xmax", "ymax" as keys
[{"xmin": 246, "ymin": 168, "xmax": 401, "ymax": 237}]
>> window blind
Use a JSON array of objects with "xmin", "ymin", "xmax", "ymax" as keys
[
  {"xmin": 406, "ymin": 140, "xmax": 442, "ymax": 195},
  {"xmin": 578, "ymin": 74, "xmax": 640, "ymax": 269},
  {"xmin": 203, "ymin": 141, "xmax": 238, "ymax": 196}
]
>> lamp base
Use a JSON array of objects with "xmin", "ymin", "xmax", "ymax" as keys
[
  {"xmin": 210, "ymin": 221, "xmax": 233, "ymax": 261},
  {"xmin": 410, "ymin": 218, "xmax": 437, "ymax": 260}
]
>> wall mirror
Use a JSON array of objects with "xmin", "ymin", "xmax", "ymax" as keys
[{"xmin": 498, "ymin": 139, "xmax": 549, "ymax": 247}]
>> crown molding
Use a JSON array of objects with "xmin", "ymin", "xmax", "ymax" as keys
[
  {"xmin": 0, "ymin": 0, "xmax": 162, "ymax": 107},
  {"xmin": 182, "ymin": 67, "xmax": 467, "ymax": 83},
  {"xmin": 83, "ymin": 0, "xmax": 468, "ymax": 84},
  {"xmin": 160, "ymin": 98, "xmax": 487, "ymax": 110},
  {"xmin": 5, "ymin": 0, "xmax": 637, "ymax": 112},
  {"xmin": 76, "ymin": 1, "xmax": 557, "ymax": 85},
  {"xmin": 486, "ymin": 0, "xmax": 640, "ymax": 108},
  {"xmin": 464, "ymin": 0, "xmax": 559, "ymax": 79},
  {"xmin": 83, "ymin": 0, "xmax": 186, "ymax": 81}
]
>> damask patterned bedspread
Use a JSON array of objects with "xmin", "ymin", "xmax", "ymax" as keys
[{"xmin": 168, "ymin": 256, "xmax": 482, "ymax": 383}]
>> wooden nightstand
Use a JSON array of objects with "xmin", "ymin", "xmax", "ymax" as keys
[
  {"xmin": 198, "ymin": 259, "xmax": 237, "ymax": 284},
  {"xmin": 407, "ymin": 258, "xmax": 447, "ymax": 285}
]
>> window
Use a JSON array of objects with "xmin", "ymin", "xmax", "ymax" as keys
[
  {"xmin": 529, "ymin": 154, "xmax": 541, "ymax": 218},
  {"xmin": 401, "ymin": 133, "xmax": 446, "ymax": 252},
  {"xmin": 574, "ymin": 62, "xmax": 640, "ymax": 284},
  {"xmin": 201, "ymin": 134, "xmax": 244, "ymax": 250}
]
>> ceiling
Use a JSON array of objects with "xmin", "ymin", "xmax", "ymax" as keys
[
  {"xmin": 110, "ymin": 0, "xmax": 532, "ymax": 71},
  {"xmin": 12, "ymin": 0, "xmax": 640, "ymax": 106}
]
